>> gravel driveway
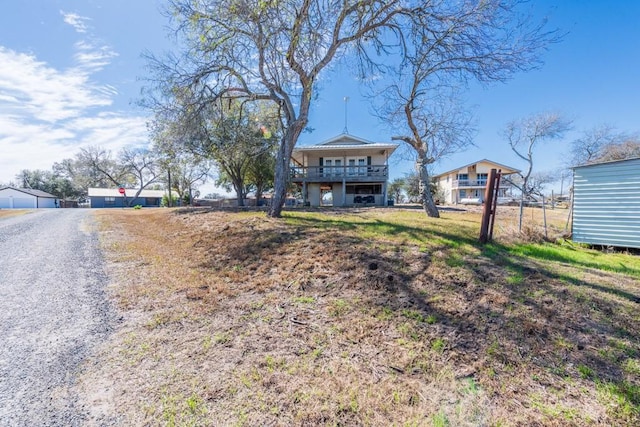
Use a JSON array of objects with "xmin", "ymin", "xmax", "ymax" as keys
[{"xmin": 0, "ymin": 209, "xmax": 115, "ymax": 426}]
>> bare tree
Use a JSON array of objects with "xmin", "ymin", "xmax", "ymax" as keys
[
  {"xmin": 389, "ymin": 92, "xmax": 475, "ymax": 217},
  {"xmin": 170, "ymin": 155, "xmax": 211, "ymax": 205},
  {"xmin": 592, "ymin": 138, "xmax": 640, "ymax": 163},
  {"xmin": 365, "ymin": 0, "xmax": 558, "ymax": 217},
  {"xmin": 504, "ymin": 112, "xmax": 572, "ymax": 200},
  {"xmin": 76, "ymin": 146, "xmax": 160, "ymax": 206},
  {"xmin": 119, "ymin": 148, "xmax": 161, "ymax": 203},
  {"xmin": 569, "ymin": 124, "xmax": 627, "ymax": 166},
  {"xmin": 77, "ymin": 146, "xmax": 132, "ymax": 189}
]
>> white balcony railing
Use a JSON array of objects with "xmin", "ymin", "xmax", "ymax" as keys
[
  {"xmin": 453, "ymin": 179, "xmax": 512, "ymax": 188},
  {"xmin": 291, "ymin": 165, "xmax": 388, "ymax": 180}
]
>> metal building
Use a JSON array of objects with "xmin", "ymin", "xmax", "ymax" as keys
[{"xmin": 572, "ymin": 157, "xmax": 640, "ymax": 249}]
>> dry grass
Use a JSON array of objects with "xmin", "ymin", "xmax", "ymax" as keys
[
  {"xmin": 81, "ymin": 206, "xmax": 639, "ymax": 426},
  {"xmin": 0, "ymin": 209, "xmax": 30, "ymax": 219}
]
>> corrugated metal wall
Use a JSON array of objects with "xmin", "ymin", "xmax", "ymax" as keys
[{"xmin": 572, "ymin": 158, "xmax": 640, "ymax": 249}]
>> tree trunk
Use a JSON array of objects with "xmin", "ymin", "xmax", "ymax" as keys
[
  {"xmin": 268, "ymin": 123, "xmax": 304, "ymax": 217},
  {"xmin": 418, "ymin": 158, "xmax": 439, "ymax": 218},
  {"xmin": 167, "ymin": 169, "xmax": 172, "ymax": 207},
  {"xmin": 255, "ymin": 184, "xmax": 263, "ymax": 207},
  {"xmin": 234, "ymin": 181, "xmax": 245, "ymax": 207}
]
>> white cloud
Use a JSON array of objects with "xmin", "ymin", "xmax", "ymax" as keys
[
  {"xmin": 0, "ymin": 47, "xmax": 114, "ymax": 122},
  {"xmin": 0, "ymin": 14, "xmax": 150, "ymax": 185},
  {"xmin": 74, "ymin": 40, "xmax": 119, "ymax": 71},
  {"xmin": 61, "ymin": 11, "xmax": 90, "ymax": 34}
]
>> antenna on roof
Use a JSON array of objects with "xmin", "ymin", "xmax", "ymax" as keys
[{"xmin": 343, "ymin": 96, "xmax": 349, "ymax": 134}]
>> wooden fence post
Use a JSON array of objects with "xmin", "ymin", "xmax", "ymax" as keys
[{"xmin": 479, "ymin": 169, "xmax": 501, "ymax": 244}]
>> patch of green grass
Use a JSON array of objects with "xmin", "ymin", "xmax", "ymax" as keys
[
  {"xmin": 597, "ymin": 380, "xmax": 640, "ymax": 422},
  {"xmin": 431, "ymin": 410, "xmax": 450, "ymax": 427},
  {"xmin": 398, "ymin": 322, "xmax": 421, "ymax": 341},
  {"xmin": 282, "ymin": 210, "xmax": 480, "ymax": 254},
  {"xmin": 577, "ymin": 364, "xmax": 595, "ymax": 379},
  {"xmin": 609, "ymin": 338, "xmax": 638, "ymax": 358},
  {"xmin": 623, "ymin": 358, "xmax": 640, "ymax": 376},
  {"xmin": 506, "ymin": 267, "xmax": 524, "ymax": 285},
  {"xmin": 431, "ymin": 337, "xmax": 446, "ymax": 353},
  {"xmin": 202, "ymin": 335, "xmax": 212, "ymax": 351},
  {"xmin": 160, "ymin": 391, "xmax": 207, "ymax": 427},
  {"xmin": 376, "ymin": 306, "xmax": 394, "ymax": 321},
  {"xmin": 402, "ymin": 309, "xmax": 425, "ymax": 322},
  {"xmin": 507, "ymin": 242, "xmax": 640, "ymax": 279},
  {"xmin": 401, "ymin": 309, "xmax": 438, "ymax": 325},
  {"xmin": 328, "ymin": 299, "xmax": 349, "ymax": 317},
  {"xmin": 293, "ymin": 296, "xmax": 315, "ymax": 304},
  {"xmin": 214, "ymin": 332, "xmax": 230, "ymax": 345},
  {"xmin": 444, "ymin": 254, "xmax": 465, "ymax": 268},
  {"xmin": 461, "ymin": 377, "xmax": 480, "ymax": 395}
]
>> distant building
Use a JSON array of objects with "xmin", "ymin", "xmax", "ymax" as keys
[
  {"xmin": 87, "ymin": 188, "xmax": 165, "ymax": 208},
  {"xmin": 0, "ymin": 187, "xmax": 58, "ymax": 208},
  {"xmin": 572, "ymin": 157, "xmax": 640, "ymax": 249},
  {"xmin": 290, "ymin": 133, "xmax": 399, "ymax": 207},
  {"xmin": 433, "ymin": 159, "xmax": 519, "ymax": 205}
]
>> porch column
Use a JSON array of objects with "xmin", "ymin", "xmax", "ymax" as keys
[
  {"xmin": 342, "ymin": 177, "xmax": 346, "ymax": 207},
  {"xmin": 382, "ymin": 181, "xmax": 387, "ymax": 206},
  {"xmin": 303, "ymin": 181, "xmax": 308, "ymax": 206}
]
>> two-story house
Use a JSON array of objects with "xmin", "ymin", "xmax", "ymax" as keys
[
  {"xmin": 433, "ymin": 159, "xmax": 519, "ymax": 205},
  {"xmin": 290, "ymin": 133, "xmax": 399, "ymax": 207}
]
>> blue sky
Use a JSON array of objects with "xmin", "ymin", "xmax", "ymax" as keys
[{"xmin": 1, "ymin": 1, "xmax": 639, "ymax": 194}]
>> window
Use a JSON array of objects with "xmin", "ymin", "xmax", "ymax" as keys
[
  {"xmin": 347, "ymin": 157, "xmax": 366, "ymax": 176},
  {"xmin": 105, "ymin": 196, "xmax": 115, "ymax": 205},
  {"xmin": 323, "ymin": 157, "xmax": 343, "ymax": 176},
  {"xmin": 346, "ymin": 184, "xmax": 382, "ymax": 194},
  {"xmin": 145, "ymin": 198, "xmax": 159, "ymax": 206}
]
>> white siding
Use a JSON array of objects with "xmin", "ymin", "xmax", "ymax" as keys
[
  {"xmin": 13, "ymin": 198, "xmax": 36, "ymax": 208},
  {"xmin": 572, "ymin": 158, "xmax": 640, "ymax": 249},
  {"xmin": 0, "ymin": 188, "xmax": 37, "ymax": 208}
]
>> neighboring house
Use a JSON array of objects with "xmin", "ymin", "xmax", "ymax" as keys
[
  {"xmin": 572, "ymin": 157, "xmax": 640, "ymax": 249},
  {"xmin": 433, "ymin": 159, "xmax": 519, "ymax": 205},
  {"xmin": 290, "ymin": 133, "xmax": 399, "ymax": 207},
  {"xmin": 87, "ymin": 188, "xmax": 165, "ymax": 208},
  {"xmin": 0, "ymin": 187, "xmax": 58, "ymax": 208}
]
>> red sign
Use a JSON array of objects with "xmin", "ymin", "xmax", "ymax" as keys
[{"xmin": 118, "ymin": 187, "xmax": 126, "ymax": 195}]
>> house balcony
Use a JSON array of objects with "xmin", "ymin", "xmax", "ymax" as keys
[
  {"xmin": 452, "ymin": 179, "xmax": 513, "ymax": 189},
  {"xmin": 291, "ymin": 165, "xmax": 389, "ymax": 183}
]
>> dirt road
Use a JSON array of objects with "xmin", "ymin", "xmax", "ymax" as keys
[{"xmin": 0, "ymin": 210, "xmax": 115, "ymax": 426}]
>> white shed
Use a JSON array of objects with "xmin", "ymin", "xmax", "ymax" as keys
[
  {"xmin": 572, "ymin": 157, "xmax": 640, "ymax": 249},
  {"xmin": 0, "ymin": 187, "xmax": 58, "ymax": 209}
]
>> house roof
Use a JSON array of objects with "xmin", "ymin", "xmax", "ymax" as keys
[
  {"xmin": 571, "ymin": 156, "xmax": 640, "ymax": 170},
  {"xmin": 87, "ymin": 188, "xmax": 167, "ymax": 198},
  {"xmin": 433, "ymin": 159, "xmax": 520, "ymax": 178},
  {"xmin": 0, "ymin": 186, "xmax": 57, "ymax": 198},
  {"xmin": 293, "ymin": 133, "xmax": 399, "ymax": 152}
]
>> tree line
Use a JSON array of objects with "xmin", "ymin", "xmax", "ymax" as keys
[{"xmin": 5, "ymin": 106, "xmax": 280, "ymax": 207}]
